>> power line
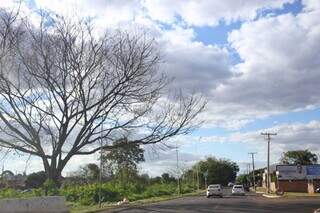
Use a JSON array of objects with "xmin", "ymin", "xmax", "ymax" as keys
[
  {"xmin": 248, "ymin": 152, "xmax": 257, "ymax": 191},
  {"xmin": 261, "ymin": 132, "xmax": 277, "ymax": 194}
]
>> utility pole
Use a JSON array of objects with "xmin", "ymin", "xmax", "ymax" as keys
[
  {"xmin": 248, "ymin": 152, "xmax": 257, "ymax": 190},
  {"xmin": 197, "ymin": 162, "xmax": 200, "ymax": 191},
  {"xmin": 204, "ymin": 170, "xmax": 208, "ymax": 190},
  {"xmin": 261, "ymin": 132, "xmax": 277, "ymax": 194},
  {"xmin": 247, "ymin": 163, "xmax": 251, "ymax": 189},
  {"xmin": 196, "ymin": 137, "xmax": 201, "ymax": 191},
  {"xmin": 99, "ymin": 123, "xmax": 104, "ymax": 208},
  {"xmin": 175, "ymin": 143, "xmax": 181, "ymax": 195}
]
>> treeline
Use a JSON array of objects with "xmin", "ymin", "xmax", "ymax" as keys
[{"xmin": 0, "ymin": 140, "xmax": 239, "ymax": 206}]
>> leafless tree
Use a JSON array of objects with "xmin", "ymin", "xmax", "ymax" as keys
[{"xmin": 0, "ymin": 9, "xmax": 205, "ymax": 183}]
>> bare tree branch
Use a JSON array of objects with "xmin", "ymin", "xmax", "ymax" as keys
[{"xmin": 0, "ymin": 9, "xmax": 206, "ymax": 181}]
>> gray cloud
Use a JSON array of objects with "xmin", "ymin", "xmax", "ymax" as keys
[{"xmin": 159, "ymin": 27, "xmax": 232, "ymax": 94}]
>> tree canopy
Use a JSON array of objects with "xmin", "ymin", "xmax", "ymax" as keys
[
  {"xmin": 280, "ymin": 150, "xmax": 318, "ymax": 165},
  {"xmin": 79, "ymin": 163, "xmax": 100, "ymax": 182},
  {"xmin": 101, "ymin": 138, "xmax": 144, "ymax": 186},
  {"xmin": 190, "ymin": 157, "xmax": 239, "ymax": 187}
]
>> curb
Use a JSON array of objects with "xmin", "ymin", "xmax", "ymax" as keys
[{"xmin": 262, "ymin": 194, "xmax": 282, "ymax": 198}]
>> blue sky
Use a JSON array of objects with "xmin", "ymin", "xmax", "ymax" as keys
[{"xmin": 1, "ymin": 0, "xmax": 320, "ymax": 176}]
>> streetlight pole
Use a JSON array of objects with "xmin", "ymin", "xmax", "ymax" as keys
[
  {"xmin": 196, "ymin": 137, "xmax": 201, "ymax": 191},
  {"xmin": 204, "ymin": 170, "xmax": 208, "ymax": 190},
  {"xmin": 249, "ymin": 152, "xmax": 257, "ymax": 191},
  {"xmin": 99, "ymin": 123, "xmax": 104, "ymax": 208},
  {"xmin": 175, "ymin": 142, "xmax": 181, "ymax": 195},
  {"xmin": 261, "ymin": 132, "xmax": 277, "ymax": 194}
]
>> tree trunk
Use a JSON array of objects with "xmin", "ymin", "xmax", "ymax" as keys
[{"xmin": 43, "ymin": 159, "xmax": 64, "ymax": 188}]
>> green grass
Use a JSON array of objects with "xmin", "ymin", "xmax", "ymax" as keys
[
  {"xmin": 69, "ymin": 190, "xmax": 205, "ymax": 213},
  {"xmin": 283, "ymin": 192, "xmax": 320, "ymax": 198}
]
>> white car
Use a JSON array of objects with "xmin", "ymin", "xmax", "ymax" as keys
[
  {"xmin": 206, "ymin": 184, "xmax": 223, "ymax": 198},
  {"xmin": 232, "ymin": 185, "xmax": 245, "ymax": 196}
]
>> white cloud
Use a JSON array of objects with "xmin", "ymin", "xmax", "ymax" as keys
[
  {"xmin": 1, "ymin": 0, "xmax": 320, "ymax": 177},
  {"xmin": 34, "ymin": 0, "xmax": 143, "ymax": 27},
  {"xmin": 30, "ymin": 0, "xmax": 295, "ymax": 28},
  {"xmin": 200, "ymin": 6, "xmax": 320, "ymax": 129},
  {"xmin": 201, "ymin": 120, "xmax": 320, "ymax": 163},
  {"xmin": 302, "ymin": 0, "xmax": 320, "ymax": 11},
  {"xmin": 141, "ymin": 149, "xmax": 200, "ymax": 177},
  {"xmin": 144, "ymin": 0, "xmax": 294, "ymax": 26}
]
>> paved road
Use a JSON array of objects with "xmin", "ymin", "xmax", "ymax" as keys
[{"xmin": 106, "ymin": 189, "xmax": 320, "ymax": 213}]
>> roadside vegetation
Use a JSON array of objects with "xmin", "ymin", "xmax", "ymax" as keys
[{"xmin": 0, "ymin": 145, "xmax": 239, "ymax": 209}]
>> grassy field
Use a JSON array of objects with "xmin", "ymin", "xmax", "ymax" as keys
[
  {"xmin": 283, "ymin": 192, "xmax": 320, "ymax": 198},
  {"xmin": 68, "ymin": 190, "xmax": 204, "ymax": 213}
]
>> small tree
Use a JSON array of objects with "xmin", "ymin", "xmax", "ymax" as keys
[
  {"xmin": 280, "ymin": 150, "xmax": 318, "ymax": 165},
  {"xmin": 80, "ymin": 163, "xmax": 100, "ymax": 182},
  {"xmin": 161, "ymin": 173, "xmax": 176, "ymax": 183},
  {"xmin": 191, "ymin": 157, "xmax": 239, "ymax": 187},
  {"xmin": 101, "ymin": 138, "xmax": 145, "ymax": 186},
  {"xmin": 236, "ymin": 174, "xmax": 249, "ymax": 185}
]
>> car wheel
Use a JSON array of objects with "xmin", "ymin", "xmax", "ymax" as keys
[{"xmin": 206, "ymin": 195, "xmax": 210, "ymax": 198}]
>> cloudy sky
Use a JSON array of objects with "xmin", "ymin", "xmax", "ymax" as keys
[{"xmin": 1, "ymin": 0, "xmax": 320, "ymax": 176}]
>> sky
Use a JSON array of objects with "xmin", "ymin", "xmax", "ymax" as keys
[{"xmin": 0, "ymin": 0, "xmax": 320, "ymax": 177}]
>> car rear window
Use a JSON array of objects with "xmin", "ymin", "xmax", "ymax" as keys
[
  {"xmin": 234, "ymin": 186, "xmax": 243, "ymax": 189},
  {"xmin": 209, "ymin": 185, "xmax": 220, "ymax": 188}
]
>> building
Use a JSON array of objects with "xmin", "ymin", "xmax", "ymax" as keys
[{"xmin": 263, "ymin": 164, "xmax": 320, "ymax": 193}]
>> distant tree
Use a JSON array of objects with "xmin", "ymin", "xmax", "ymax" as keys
[
  {"xmin": 25, "ymin": 171, "xmax": 47, "ymax": 188},
  {"xmin": 101, "ymin": 138, "xmax": 145, "ymax": 186},
  {"xmin": 161, "ymin": 173, "xmax": 176, "ymax": 183},
  {"xmin": 80, "ymin": 163, "xmax": 100, "ymax": 182},
  {"xmin": 191, "ymin": 157, "xmax": 239, "ymax": 187},
  {"xmin": 236, "ymin": 174, "xmax": 249, "ymax": 185},
  {"xmin": 280, "ymin": 150, "xmax": 318, "ymax": 165}
]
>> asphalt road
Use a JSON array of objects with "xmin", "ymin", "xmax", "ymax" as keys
[{"xmin": 105, "ymin": 188, "xmax": 320, "ymax": 213}]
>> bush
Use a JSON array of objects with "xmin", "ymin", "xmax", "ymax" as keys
[
  {"xmin": 43, "ymin": 179, "xmax": 59, "ymax": 196},
  {"xmin": 142, "ymin": 183, "xmax": 176, "ymax": 198},
  {"xmin": 61, "ymin": 183, "xmax": 121, "ymax": 205},
  {"xmin": 0, "ymin": 181, "xmax": 184, "ymax": 206},
  {"xmin": 0, "ymin": 188, "xmax": 21, "ymax": 198},
  {"xmin": 0, "ymin": 188, "xmax": 36, "ymax": 199}
]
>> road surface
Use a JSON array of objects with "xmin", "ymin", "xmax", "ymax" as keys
[{"xmin": 105, "ymin": 188, "xmax": 320, "ymax": 213}]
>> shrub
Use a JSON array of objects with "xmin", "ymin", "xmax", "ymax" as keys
[
  {"xmin": 60, "ymin": 183, "xmax": 121, "ymax": 205},
  {"xmin": 0, "ymin": 188, "xmax": 21, "ymax": 198},
  {"xmin": 142, "ymin": 183, "xmax": 176, "ymax": 198},
  {"xmin": 43, "ymin": 179, "xmax": 59, "ymax": 196}
]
